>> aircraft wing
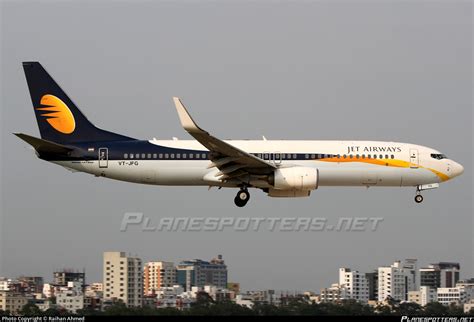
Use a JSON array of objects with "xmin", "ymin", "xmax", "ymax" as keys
[{"xmin": 173, "ymin": 97, "xmax": 276, "ymax": 182}]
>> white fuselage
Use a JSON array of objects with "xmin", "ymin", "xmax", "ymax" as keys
[{"xmin": 54, "ymin": 139, "xmax": 463, "ymax": 189}]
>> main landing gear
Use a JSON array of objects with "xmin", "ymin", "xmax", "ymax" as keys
[
  {"xmin": 234, "ymin": 188, "xmax": 250, "ymax": 207},
  {"xmin": 414, "ymin": 187, "xmax": 423, "ymax": 204}
]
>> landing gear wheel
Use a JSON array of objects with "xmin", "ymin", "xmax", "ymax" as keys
[
  {"xmin": 414, "ymin": 194, "xmax": 423, "ymax": 203},
  {"xmin": 234, "ymin": 189, "xmax": 250, "ymax": 207}
]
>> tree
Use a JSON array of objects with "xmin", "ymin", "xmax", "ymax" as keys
[
  {"xmin": 104, "ymin": 302, "xmax": 133, "ymax": 316},
  {"xmin": 43, "ymin": 308, "xmax": 64, "ymax": 316},
  {"xmin": 252, "ymin": 303, "xmax": 291, "ymax": 316},
  {"xmin": 20, "ymin": 303, "xmax": 42, "ymax": 316},
  {"xmin": 423, "ymin": 302, "xmax": 449, "ymax": 316},
  {"xmin": 398, "ymin": 302, "xmax": 423, "ymax": 316},
  {"xmin": 446, "ymin": 303, "xmax": 464, "ymax": 316},
  {"xmin": 193, "ymin": 291, "xmax": 214, "ymax": 308}
]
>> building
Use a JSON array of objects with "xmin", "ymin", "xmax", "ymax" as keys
[
  {"xmin": 420, "ymin": 262, "xmax": 460, "ymax": 288},
  {"xmin": 320, "ymin": 284, "xmax": 348, "ymax": 303},
  {"xmin": 0, "ymin": 291, "xmax": 28, "ymax": 315},
  {"xmin": 34, "ymin": 298, "xmax": 55, "ymax": 312},
  {"xmin": 56, "ymin": 282, "xmax": 84, "ymax": 313},
  {"xmin": 339, "ymin": 268, "xmax": 369, "ymax": 302},
  {"xmin": 103, "ymin": 251, "xmax": 142, "ymax": 307},
  {"xmin": 378, "ymin": 259, "xmax": 418, "ymax": 302},
  {"xmin": 227, "ymin": 282, "xmax": 240, "ymax": 294},
  {"xmin": 86, "ymin": 282, "xmax": 103, "ymax": 294},
  {"xmin": 464, "ymin": 299, "xmax": 474, "ymax": 314},
  {"xmin": 18, "ymin": 276, "xmax": 44, "ymax": 294},
  {"xmin": 244, "ymin": 290, "xmax": 276, "ymax": 305},
  {"xmin": 54, "ymin": 270, "xmax": 85, "ymax": 289},
  {"xmin": 437, "ymin": 286, "xmax": 470, "ymax": 306},
  {"xmin": 0, "ymin": 278, "xmax": 16, "ymax": 291},
  {"xmin": 143, "ymin": 261, "xmax": 176, "ymax": 295},
  {"xmin": 176, "ymin": 255, "xmax": 227, "ymax": 291},
  {"xmin": 84, "ymin": 283, "xmax": 103, "ymax": 311},
  {"xmin": 203, "ymin": 285, "xmax": 235, "ymax": 302},
  {"xmin": 408, "ymin": 286, "xmax": 437, "ymax": 306},
  {"xmin": 365, "ymin": 271, "xmax": 378, "ymax": 301}
]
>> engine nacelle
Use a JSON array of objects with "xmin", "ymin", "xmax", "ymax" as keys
[
  {"xmin": 272, "ymin": 167, "xmax": 319, "ymax": 191},
  {"xmin": 268, "ymin": 189, "xmax": 311, "ymax": 198}
]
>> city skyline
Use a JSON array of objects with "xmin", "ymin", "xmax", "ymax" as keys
[{"xmin": 1, "ymin": 253, "xmax": 471, "ymax": 295}]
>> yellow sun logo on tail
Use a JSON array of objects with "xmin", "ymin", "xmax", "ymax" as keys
[{"xmin": 36, "ymin": 94, "xmax": 76, "ymax": 134}]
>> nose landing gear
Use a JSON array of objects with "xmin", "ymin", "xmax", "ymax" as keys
[
  {"xmin": 414, "ymin": 186, "xmax": 424, "ymax": 203},
  {"xmin": 414, "ymin": 194, "xmax": 424, "ymax": 203},
  {"xmin": 234, "ymin": 188, "xmax": 250, "ymax": 207}
]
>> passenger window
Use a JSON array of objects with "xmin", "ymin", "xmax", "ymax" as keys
[
  {"xmin": 124, "ymin": 154, "xmax": 128, "ymax": 159},
  {"xmin": 195, "ymin": 154, "xmax": 200, "ymax": 159},
  {"xmin": 136, "ymin": 154, "xmax": 140, "ymax": 159},
  {"xmin": 343, "ymin": 155, "xmax": 347, "ymax": 159},
  {"xmin": 153, "ymin": 153, "xmax": 157, "ymax": 159},
  {"xmin": 177, "ymin": 154, "xmax": 181, "ymax": 159},
  {"xmin": 373, "ymin": 155, "xmax": 377, "ymax": 159},
  {"xmin": 391, "ymin": 155, "xmax": 395, "ymax": 159},
  {"xmin": 379, "ymin": 155, "xmax": 383, "ymax": 159},
  {"xmin": 361, "ymin": 154, "xmax": 365, "ymax": 159},
  {"xmin": 356, "ymin": 154, "xmax": 360, "ymax": 159},
  {"xmin": 349, "ymin": 154, "xmax": 353, "ymax": 159},
  {"xmin": 337, "ymin": 154, "xmax": 340, "ymax": 159},
  {"xmin": 189, "ymin": 154, "xmax": 193, "ymax": 159},
  {"xmin": 305, "ymin": 154, "xmax": 309, "ymax": 159},
  {"xmin": 141, "ymin": 153, "xmax": 145, "ymax": 158},
  {"xmin": 147, "ymin": 154, "xmax": 151, "ymax": 159},
  {"xmin": 367, "ymin": 155, "xmax": 371, "ymax": 159},
  {"xmin": 293, "ymin": 154, "xmax": 297, "ymax": 159},
  {"xmin": 183, "ymin": 154, "xmax": 187, "ymax": 158},
  {"xmin": 311, "ymin": 154, "xmax": 315, "ymax": 159},
  {"xmin": 171, "ymin": 154, "xmax": 175, "ymax": 159},
  {"xmin": 159, "ymin": 154, "xmax": 163, "ymax": 159},
  {"xmin": 202, "ymin": 153, "xmax": 206, "ymax": 159},
  {"xmin": 165, "ymin": 154, "xmax": 169, "ymax": 159},
  {"xmin": 385, "ymin": 154, "xmax": 389, "ymax": 159}
]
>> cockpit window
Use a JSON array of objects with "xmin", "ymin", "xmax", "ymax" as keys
[{"xmin": 431, "ymin": 153, "xmax": 447, "ymax": 160}]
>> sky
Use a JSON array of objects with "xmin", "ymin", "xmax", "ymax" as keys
[{"xmin": 0, "ymin": 0, "xmax": 472, "ymax": 292}]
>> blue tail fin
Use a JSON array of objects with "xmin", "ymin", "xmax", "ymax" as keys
[{"xmin": 22, "ymin": 62, "xmax": 134, "ymax": 144}]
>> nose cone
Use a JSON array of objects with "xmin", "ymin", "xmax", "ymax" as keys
[{"xmin": 451, "ymin": 161, "xmax": 464, "ymax": 178}]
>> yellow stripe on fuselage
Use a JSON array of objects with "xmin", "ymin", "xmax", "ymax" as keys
[{"xmin": 318, "ymin": 157, "xmax": 449, "ymax": 182}]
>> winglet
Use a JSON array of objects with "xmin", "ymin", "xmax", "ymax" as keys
[{"xmin": 173, "ymin": 97, "xmax": 207, "ymax": 134}]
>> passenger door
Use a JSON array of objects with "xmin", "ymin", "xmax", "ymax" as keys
[
  {"xmin": 98, "ymin": 147, "xmax": 108, "ymax": 168},
  {"xmin": 409, "ymin": 149, "xmax": 419, "ymax": 168}
]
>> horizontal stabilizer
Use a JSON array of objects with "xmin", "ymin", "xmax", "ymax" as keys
[{"xmin": 14, "ymin": 133, "xmax": 73, "ymax": 155}]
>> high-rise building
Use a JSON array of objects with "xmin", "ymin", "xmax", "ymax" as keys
[
  {"xmin": 338, "ymin": 268, "xmax": 369, "ymax": 302},
  {"xmin": 103, "ymin": 252, "xmax": 142, "ymax": 307},
  {"xmin": 420, "ymin": 262, "xmax": 460, "ymax": 288},
  {"xmin": 378, "ymin": 259, "xmax": 419, "ymax": 302},
  {"xmin": 176, "ymin": 255, "xmax": 227, "ymax": 291},
  {"xmin": 143, "ymin": 261, "xmax": 176, "ymax": 295},
  {"xmin": 365, "ymin": 271, "xmax": 378, "ymax": 301}
]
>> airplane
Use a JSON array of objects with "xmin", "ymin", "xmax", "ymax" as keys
[{"xmin": 16, "ymin": 62, "xmax": 464, "ymax": 207}]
